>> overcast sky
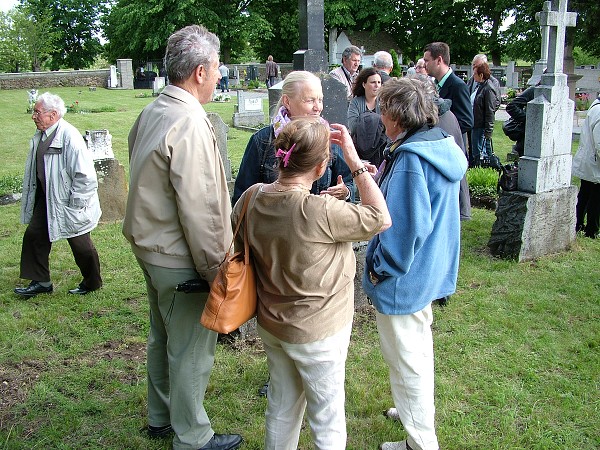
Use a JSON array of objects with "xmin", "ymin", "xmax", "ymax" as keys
[{"xmin": 1, "ymin": 0, "xmax": 18, "ymax": 12}]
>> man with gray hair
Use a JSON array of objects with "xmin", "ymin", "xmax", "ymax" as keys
[
  {"xmin": 123, "ymin": 25, "xmax": 242, "ymax": 450},
  {"xmin": 373, "ymin": 50, "xmax": 394, "ymax": 83},
  {"xmin": 14, "ymin": 92, "xmax": 102, "ymax": 298},
  {"xmin": 329, "ymin": 45, "xmax": 362, "ymax": 100}
]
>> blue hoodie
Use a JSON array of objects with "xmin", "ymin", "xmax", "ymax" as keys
[{"xmin": 362, "ymin": 126, "xmax": 468, "ymax": 315}]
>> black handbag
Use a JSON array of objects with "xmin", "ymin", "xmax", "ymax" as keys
[
  {"xmin": 498, "ymin": 163, "xmax": 519, "ymax": 192},
  {"xmin": 502, "ymin": 118, "xmax": 525, "ymax": 142},
  {"xmin": 480, "ymin": 138, "xmax": 503, "ymax": 172}
]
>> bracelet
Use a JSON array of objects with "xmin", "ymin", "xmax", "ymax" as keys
[{"xmin": 351, "ymin": 166, "xmax": 368, "ymax": 178}]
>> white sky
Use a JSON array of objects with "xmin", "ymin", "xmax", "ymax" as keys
[{"xmin": 1, "ymin": 0, "xmax": 18, "ymax": 12}]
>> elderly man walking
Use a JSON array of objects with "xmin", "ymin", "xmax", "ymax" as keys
[
  {"xmin": 14, "ymin": 92, "xmax": 102, "ymax": 298},
  {"xmin": 123, "ymin": 25, "xmax": 242, "ymax": 450}
]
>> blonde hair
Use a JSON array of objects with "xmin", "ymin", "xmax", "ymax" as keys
[
  {"xmin": 275, "ymin": 71, "xmax": 321, "ymax": 111},
  {"xmin": 273, "ymin": 117, "xmax": 330, "ymax": 177}
]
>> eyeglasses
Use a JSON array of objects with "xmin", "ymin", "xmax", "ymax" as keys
[{"xmin": 32, "ymin": 109, "xmax": 51, "ymax": 117}]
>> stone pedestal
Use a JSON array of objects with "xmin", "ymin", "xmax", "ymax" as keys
[{"xmin": 489, "ymin": 187, "xmax": 577, "ymax": 261}]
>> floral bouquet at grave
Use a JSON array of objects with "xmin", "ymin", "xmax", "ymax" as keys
[
  {"xmin": 213, "ymin": 93, "xmax": 231, "ymax": 102},
  {"xmin": 27, "ymin": 89, "xmax": 38, "ymax": 114}
]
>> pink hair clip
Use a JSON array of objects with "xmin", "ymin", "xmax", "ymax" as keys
[{"xmin": 275, "ymin": 143, "xmax": 297, "ymax": 167}]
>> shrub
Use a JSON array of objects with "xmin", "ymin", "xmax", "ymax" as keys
[
  {"xmin": 389, "ymin": 49, "xmax": 402, "ymax": 78},
  {"xmin": 0, "ymin": 173, "xmax": 23, "ymax": 196},
  {"xmin": 467, "ymin": 167, "xmax": 498, "ymax": 198}
]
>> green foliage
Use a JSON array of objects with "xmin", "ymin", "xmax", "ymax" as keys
[
  {"xmin": 466, "ymin": 167, "xmax": 499, "ymax": 198},
  {"xmin": 0, "ymin": 173, "xmax": 23, "ymax": 195},
  {"xmin": 389, "ymin": 48, "xmax": 402, "ymax": 78}
]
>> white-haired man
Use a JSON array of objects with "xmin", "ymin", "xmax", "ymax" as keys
[
  {"xmin": 15, "ymin": 92, "xmax": 102, "ymax": 298},
  {"xmin": 373, "ymin": 50, "xmax": 394, "ymax": 83}
]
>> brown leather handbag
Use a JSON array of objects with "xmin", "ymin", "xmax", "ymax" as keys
[{"xmin": 200, "ymin": 186, "xmax": 258, "ymax": 333}]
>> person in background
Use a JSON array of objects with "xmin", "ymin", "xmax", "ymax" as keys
[
  {"xmin": 414, "ymin": 58, "xmax": 427, "ymax": 75},
  {"xmin": 423, "ymin": 42, "xmax": 473, "ymax": 144},
  {"xmin": 233, "ymin": 117, "xmax": 391, "ymax": 449},
  {"xmin": 505, "ymin": 84, "xmax": 536, "ymax": 157},
  {"xmin": 347, "ymin": 67, "xmax": 387, "ymax": 168},
  {"xmin": 470, "ymin": 62, "xmax": 500, "ymax": 166},
  {"xmin": 329, "ymin": 45, "xmax": 362, "ymax": 100},
  {"xmin": 233, "ymin": 70, "xmax": 354, "ymax": 205},
  {"xmin": 14, "ymin": 92, "xmax": 102, "ymax": 298},
  {"xmin": 405, "ymin": 61, "xmax": 416, "ymax": 76},
  {"xmin": 218, "ymin": 61, "xmax": 229, "ymax": 92},
  {"xmin": 373, "ymin": 50, "xmax": 394, "ymax": 84},
  {"xmin": 266, "ymin": 55, "xmax": 278, "ymax": 88},
  {"xmin": 572, "ymin": 94, "xmax": 600, "ymax": 239},
  {"xmin": 363, "ymin": 78, "xmax": 467, "ymax": 450},
  {"xmin": 467, "ymin": 53, "xmax": 501, "ymax": 110},
  {"xmin": 123, "ymin": 25, "xmax": 242, "ymax": 450}
]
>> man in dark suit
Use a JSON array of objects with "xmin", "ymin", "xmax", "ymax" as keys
[{"xmin": 423, "ymin": 42, "xmax": 473, "ymax": 142}]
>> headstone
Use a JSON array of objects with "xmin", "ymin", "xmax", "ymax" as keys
[
  {"xmin": 153, "ymin": 77, "xmax": 165, "ymax": 96},
  {"xmin": 109, "ymin": 65, "xmax": 118, "ymax": 88},
  {"xmin": 117, "ymin": 59, "xmax": 134, "ymax": 90},
  {"xmin": 489, "ymin": 0, "xmax": 578, "ymax": 261},
  {"xmin": 294, "ymin": 0, "xmax": 328, "ymax": 72},
  {"xmin": 85, "ymin": 129, "xmax": 128, "ymax": 222},
  {"xmin": 232, "ymin": 90, "xmax": 265, "ymax": 128},
  {"xmin": 321, "ymin": 74, "xmax": 351, "ymax": 125},
  {"xmin": 506, "ymin": 61, "xmax": 519, "ymax": 89},
  {"xmin": 85, "ymin": 130, "xmax": 114, "ymax": 160},
  {"xmin": 529, "ymin": 1, "xmax": 553, "ymax": 86},
  {"xmin": 207, "ymin": 112, "xmax": 232, "ymax": 183}
]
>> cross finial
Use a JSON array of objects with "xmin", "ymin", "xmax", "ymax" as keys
[{"xmin": 537, "ymin": 0, "xmax": 577, "ymax": 74}]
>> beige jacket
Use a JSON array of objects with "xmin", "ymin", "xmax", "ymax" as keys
[{"xmin": 123, "ymin": 85, "xmax": 232, "ymax": 282}]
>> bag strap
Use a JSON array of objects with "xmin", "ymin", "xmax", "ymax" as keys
[{"xmin": 230, "ymin": 184, "xmax": 259, "ymax": 264}]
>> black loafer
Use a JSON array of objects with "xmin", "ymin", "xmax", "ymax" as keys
[
  {"xmin": 146, "ymin": 424, "xmax": 173, "ymax": 439},
  {"xmin": 14, "ymin": 281, "xmax": 53, "ymax": 297},
  {"xmin": 198, "ymin": 433, "xmax": 243, "ymax": 450},
  {"xmin": 68, "ymin": 285, "xmax": 96, "ymax": 295}
]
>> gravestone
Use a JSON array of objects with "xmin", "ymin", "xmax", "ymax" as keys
[
  {"xmin": 152, "ymin": 77, "xmax": 165, "ymax": 96},
  {"xmin": 116, "ymin": 59, "xmax": 133, "ymax": 89},
  {"xmin": 506, "ymin": 61, "xmax": 519, "ymax": 89},
  {"xmin": 207, "ymin": 112, "xmax": 232, "ymax": 186},
  {"xmin": 529, "ymin": 1, "xmax": 553, "ymax": 86},
  {"xmin": 109, "ymin": 65, "xmax": 118, "ymax": 88},
  {"xmin": 321, "ymin": 74, "xmax": 351, "ymax": 125},
  {"xmin": 489, "ymin": 0, "xmax": 578, "ymax": 261},
  {"xmin": 233, "ymin": 90, "xmax": 265, "ymax": 128},
  {"xmin": 85, "ymin": 130, "xmax": 128, "ymax": 222}
]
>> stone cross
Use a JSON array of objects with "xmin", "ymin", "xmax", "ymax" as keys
[
  {"xmin": 488, "ymin": 0, "xmax": 578, "ymax": 261},
  {"xmin": 529, "ymin": 1, "xmax": 552, "ymax": 85}
]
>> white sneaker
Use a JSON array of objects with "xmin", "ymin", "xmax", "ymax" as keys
[
  {"xmin": 379, "ymin": 441, "xmax": 409, "ymax": 450},
  {"xmin": 383, "ymin": 407, "xmax": 402, "ymax": 421}
]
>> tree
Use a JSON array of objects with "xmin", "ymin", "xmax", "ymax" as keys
[
  {"xmin": 103, "ymin": 0, "xmax": 272, "ymax": 64},
  {"xmin": 24, "ymin": 0, "xmax": 106, "ymax": 70}
]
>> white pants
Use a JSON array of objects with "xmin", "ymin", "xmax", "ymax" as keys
[
  {"xmin": 376, "ymin": 305, "xmax": 439, "ymax": 450},
  {"xmin": 258, "ymin": 323, "xmax": 352, "ymax": 450}
]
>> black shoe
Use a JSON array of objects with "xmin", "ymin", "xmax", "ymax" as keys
[
  {"xmin": 258, "ymin": 378, "xmax": 269, "ymax": 397},
  {"xmin": 146, "ymin": 424, "xmax": 173, "ymax": 439},
  {"xmin": 68, "ymin": 284, "xmax": 97, "ymax": 295},
  {"xmin": 432, "ymin": 296, "xmax": 448, "ymax": 307},
  {"xmin": 198, "ymin": 433, "xmax": 243, "ymax": 450},
  {"xmin": 14, "ymin": 281, "xmax": 53, "ymax": 297}
]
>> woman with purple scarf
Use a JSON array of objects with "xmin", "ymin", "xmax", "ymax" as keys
[{"xmin": 232, "ymin": 71, "xmax": 354, "ymax": 205}]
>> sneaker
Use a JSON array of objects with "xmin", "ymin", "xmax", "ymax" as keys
[
  {"xmin": 383, "ymin": 407, "xmax": 401, "ymax": 421},
  {"xmin": 380, "ymin": 441, "xmax": 412, "ymax": 450}
]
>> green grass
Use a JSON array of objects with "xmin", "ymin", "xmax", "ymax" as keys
[{"xmin": 0, "ymin": 87, "xmax": 598, "ymax": 450}]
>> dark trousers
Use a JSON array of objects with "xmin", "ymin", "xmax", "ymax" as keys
[
  {"xmin": 19, "ymin": 190, "xmax": 102, "ymax": 289},
  {"xmin": 576, "ymin": 179, "xmax": 600, "ymax": 238}
]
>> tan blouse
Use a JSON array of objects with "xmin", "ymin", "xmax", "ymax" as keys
[{"xmin": 233, "ymin": 184, "xmax": 384, "ymax": 344}]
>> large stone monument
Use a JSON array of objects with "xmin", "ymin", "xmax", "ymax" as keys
[{"xmin": 489, "ymin": 0, "xmax": 578, "ymax": 261}]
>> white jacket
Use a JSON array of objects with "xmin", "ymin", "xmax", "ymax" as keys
[
  {"xmin": 21, "ymin": 118, "xmax": 101, "ymax": 242},
  {"xmin": 572, "ymin": 98, "xmax": 600, "ymax": 183}
]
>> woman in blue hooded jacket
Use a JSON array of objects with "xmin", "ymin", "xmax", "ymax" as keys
[{"xmin": 364, "ymin": 78, "xmax": 467, "ymax": 450}]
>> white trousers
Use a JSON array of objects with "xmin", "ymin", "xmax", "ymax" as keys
[
  {"xmin": 258, "ymin": 323, "xmax": 352, "ymax": 450},
  {"xmin": 376, "ymin": 305, "xmax": 439, "ymax": 450}
]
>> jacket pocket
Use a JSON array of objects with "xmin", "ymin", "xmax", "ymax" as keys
[
  {"xmin": 58, "ymin": 168, "xmax": 72, "ymax": 202},
  {"xmin": 62, "ymin": 205, "xmax": 93, "ymax": 235}
]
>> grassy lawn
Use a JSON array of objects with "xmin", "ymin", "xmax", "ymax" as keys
[{"xmin": 0, "ymin": 87, "xmax": 598, "ymax": 449}]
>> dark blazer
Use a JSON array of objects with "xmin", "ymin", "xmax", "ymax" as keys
[{"xmin": 438, "ymin": 71, "xmax": 474, "ymax": 135}]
